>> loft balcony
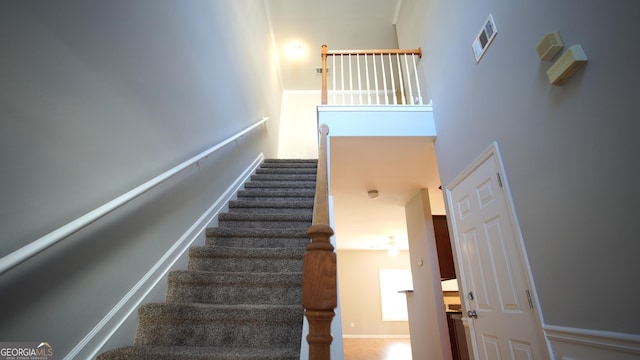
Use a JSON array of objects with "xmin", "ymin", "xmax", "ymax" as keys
[{"xmin": 316, "ymin": 45, "xmax": 435, "ymax": 138}]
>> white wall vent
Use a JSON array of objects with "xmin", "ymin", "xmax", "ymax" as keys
[{"xmin": 472, "ymin": 13, "xmax": 497, "ymax": 63}]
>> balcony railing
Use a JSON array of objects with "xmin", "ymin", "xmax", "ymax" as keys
[{"xmin": 320, "ymin": 44, "xmax": 423, "ymax": 106}]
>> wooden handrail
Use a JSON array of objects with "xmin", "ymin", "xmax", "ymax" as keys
[
  {"xmin": 303, "ymin": 124, "xmax": 336, "ymax": 360},
  {"xmin": 320, "ymin": 44, "xmax": 423, "ymax": 105},
  {"xmin": 326, "ymin": 48, "xmax": 422, "ymax": 57}
]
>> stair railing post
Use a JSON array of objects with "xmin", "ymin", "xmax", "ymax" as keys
[{"xmin": 304, "ymin": 124, "xmax": 336, "ymax": 360}]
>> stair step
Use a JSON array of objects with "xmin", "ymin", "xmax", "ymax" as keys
[
  {"xmin": 97, "ymin": 345, "xmax": 299, "ymax": 360},
  {"xmin": 206, "ymin": 227, "xmax": 311, "ymax": 248},
  {"xmin": 206, "ymin": 227, "xmax": 309, "ymax": 239},
  {"xmin": 228, "ymin": 200, "xmax": 314, "ymax": 215},
  {"xmin": 238, "ymin": 189, "xmax": 315, "ymax": 198},
  {"xmin": 218, "ymin": 212, "xmax": 312, "ymax": 229},
  {"xmin": 263, "ymin": 158, "xmax": 317, "ymax": 165},
  {"xmin": 250, "ymin": 173, "xmax": 316, "ymax": 182},
  {"xmin": 206, "ymin": 236, "xmax": 309, "ymax": 249},
  {"xmin": 189, "ymin": 246, "xmax": 304, "ymax": 272},
  {"xmin": 166, "ymin": 271, "xmax": 302, "ymax": 305},
  {"xmin": 244, "ymin": 180, "xmax": 316, "ymax": 189},
  {"xmin": 255, "ymin": 167, "xmax": 317, "ymax": 175},
  {"xmin": 135, "ymin": 303, "xmax": 303, "ymax": 348},
  {"xmin": 205, "ymin": 228, "xmax": 310, "ymax": 248}
]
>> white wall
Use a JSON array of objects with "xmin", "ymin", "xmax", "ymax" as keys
[
  {"xmin": 0, "ymin": 0, "xmax": 282, "ymax": 357},
  {"xmin": 405, "ymin": 189, "xmax": 452, "ymax": 360},
  {"xmin": 396, "ymin": 0, "xmax": 640, "ymax": 357},
  {"xmin": 278, "ymin": 91, "xmax": 320, "ymax": 159}
]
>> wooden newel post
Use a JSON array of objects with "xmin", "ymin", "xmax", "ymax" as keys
[
  {"xmin": 304, "ymin": 224, "xmax": 336, "ymax": 360},
  {"xmin": 304, "ymin": 124, "xmax": 336, "ymax": 360},
  {"xmin": 321, "ymin": 44, "xmax": 328, "ymax": 105}
]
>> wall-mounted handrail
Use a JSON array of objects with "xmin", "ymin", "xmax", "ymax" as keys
[
  {"xmin": 0, "ymin": 117, "xmax": 269, "ymax": 276},
  {"xmin": 303, "ymin": 124, "xmax": 336, "ymax": 360},
  {"xmin": 321, "ymin": 44, "xmax": 423, "ymax": 106}
]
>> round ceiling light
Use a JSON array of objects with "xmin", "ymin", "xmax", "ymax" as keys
[{"xmin": 286, "ymin": 42, "xmax": 305, "ymax": 59}]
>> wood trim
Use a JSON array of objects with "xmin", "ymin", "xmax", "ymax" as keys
[
  {"xmin": 327, "ymin": 48, "xmax": 422, "ymax": 58},
  {"xmin": 433, "ymin": 215, "xmax": 456, "ymax": 280},
  {"xmin": 544, "ymin": 324, "xmax": 640, "ymax": 356}
]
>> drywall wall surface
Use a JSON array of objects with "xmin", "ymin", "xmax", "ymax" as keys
[
  {"xmin": 0, "ymin": 0, "xmax": 281, "ymax": 356},
  {"xmin": 278, "ymin": 91, "xmax": 320, "ymax": 159},
  {"xmin": 318, "ymin": 105, "xmax": 436, "ymax": 137},
  {"xmin": 337, "ymin": 250, "xmax": 411, "ymax": 336},
  {"xmin": 396, "ymin": 0, "xmax": 640, "ymax": 336},
  {"xmin": 404, "ymin": 189, "xmax": 452, "ymax": 360}
]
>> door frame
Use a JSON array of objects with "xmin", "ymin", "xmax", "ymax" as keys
[{"xmin": 442, "ymin": 142, "xmax": 550, "ymax": 359}]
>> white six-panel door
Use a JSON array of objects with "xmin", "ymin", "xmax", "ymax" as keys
[{"xmin": 445, "ymin": 143, "xmax": 549, "ymax": 360}]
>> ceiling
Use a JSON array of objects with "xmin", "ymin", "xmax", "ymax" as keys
[
  {"xmin": 330, "ymin": 137, "xmax": 443, "ymax": 250},
  {"xmin": 265, "ymin": 0, "xmax": 443, "ymax": 251}
]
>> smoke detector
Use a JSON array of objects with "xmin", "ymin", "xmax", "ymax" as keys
[{"xmin": 367, "ymin": 190, "xmax": 379, "ymax": 199}]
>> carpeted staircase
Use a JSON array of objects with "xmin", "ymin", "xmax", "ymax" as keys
[{"xmin": 97, "ymin": 159, "xmax": 317, "ymax": 360}]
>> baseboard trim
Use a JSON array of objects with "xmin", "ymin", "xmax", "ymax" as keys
[
  {"xmin": 342, "ymin": 334, "xmax": 410, "ymax": 339},
  {"xmin": 544, "ymin": 324, "xmax": 640, "ymax": 355},
  {"xmin": 64, "ymin": 154, "xmax": 264, "ymax": 360}
]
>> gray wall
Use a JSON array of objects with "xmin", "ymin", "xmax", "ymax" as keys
[
  {"xmin": 396, "ymin": 0, "xmax": 640, "ymax": 335},
  {"xmin": 0, "ymin": 0, "xmax": 282, "ymax": 356}
]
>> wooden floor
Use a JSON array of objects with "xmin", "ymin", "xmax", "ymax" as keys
[{"xmin": 343, "ymin": 338, "xmax": 412, "ymax": 360}]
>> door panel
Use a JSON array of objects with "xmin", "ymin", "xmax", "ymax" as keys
[
  {"xmin": 461, "ymin": 227, "xmax": 492, "ymax": 311},
  {"xmin": 482, "ymin": 335, "xmax": 501, "ymax": 360},
  {"xmin": 446, "ymin": 145, "xmax": 547, "ymax": 360},
  {"xmin": 484, "ymin": 216, "xmax": 520, "ymax": 313},
  {"xmin": 510, "ymin": 339, "xmax": 534, "ymax": 360}
]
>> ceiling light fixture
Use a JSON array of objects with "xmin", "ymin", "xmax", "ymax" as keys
[
  {"xmin": 286, "ymin": 42, "xmax": 305, "ymax": 59},
  {"xmin": 387, "ymin": 236, "xmax": 399, "ymax": 256},
  {"xmin": 368, "ymin": 190, "xmax": 379, "ymax": 199}
]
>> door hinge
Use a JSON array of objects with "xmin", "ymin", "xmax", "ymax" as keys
[
  {"xmin": 496, "ymin": 173, "xmax": 503, "ymax": 188},
  {"xmin": 526, "ymin": 290, "xmax": 533, "ymax": 309}
]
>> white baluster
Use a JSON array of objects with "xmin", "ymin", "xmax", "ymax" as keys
[
  {"xmin": 332, "ymin": 55, "xmax": 336, "ymax": 104},
  {"xmin": 412, "ymin": 54, "xmax": 423, "ymax": 105},
  {"xmin": 373, "ymin": 54, "xmax": 380, "ymax": 105},
  {"xmin": 403, "ymin": 54, "xmax": 414, "ymax": 104},
  {"xmin": 388, "ymin": 53, "xmax": 396, "ymax": 105},
  {"xmin": 357, "ymin": 54, "xmax": 362, "ymax": 104},
  {"xmin": 340, "ymin": 54, "xmax": 345, "ymax": 105},
  {"xmin": 396, "ymin": 54, "xmax": 405, "ymax": 104},
  {"xmin": 349, "ymin": 54, "xmax": 354, "ymax": 104},
  {"xmin": 365, "ymin": 54, "xmax": 371, "ymax": 104},
  {"xmin": 381, "ymin": 54, "xmax": 388, "ymax": 105}
]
